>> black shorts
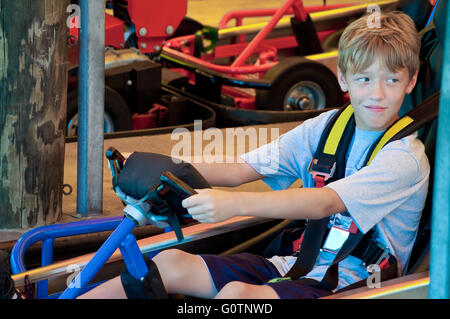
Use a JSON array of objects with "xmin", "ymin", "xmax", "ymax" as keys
[{"xmin": 199, "ymin": 253, "xmax": 332, "ymax": 299}]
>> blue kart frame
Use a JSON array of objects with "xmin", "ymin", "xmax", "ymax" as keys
[
  {"xmin": 11, "ymin": 148, "xmax": 194, "ymax": 299},
  {"xmin": 10, "ymin": 216, "xmax": 150, "ymax": 298}
]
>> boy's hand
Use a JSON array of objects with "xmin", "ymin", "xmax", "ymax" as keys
[
  {"xmin": 122, "ymin": 152, "xmax": 132, "ymax": 165},
  {"xmin": 181, "ymin": 189, "xmax": 239, "ymax": 223}
]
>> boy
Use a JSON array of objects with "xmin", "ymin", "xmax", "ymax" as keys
[{"xmin": 81, "ymin": 11, "xmax": 429, "ymax": 299}]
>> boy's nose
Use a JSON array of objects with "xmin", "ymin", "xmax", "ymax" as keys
[{"xmin": 369, "ymin": 81, "xmax": 385, "ymax": 100}]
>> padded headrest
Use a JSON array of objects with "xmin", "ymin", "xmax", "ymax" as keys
[
  {"xmin": 399, "ymin": 0, "xmax": 433, "ymax": 31},
  {"xmin": 117, "ymin": 152, "xmax": 210, "ymax": 200}
]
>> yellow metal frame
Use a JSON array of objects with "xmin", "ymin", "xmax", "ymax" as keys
[{"xmin": 218, "ymin": 0, "xmax": 398, "ymax": 37}]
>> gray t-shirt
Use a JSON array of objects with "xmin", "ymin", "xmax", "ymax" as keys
[{"xmin": 240, "ymin": 109, "xmax": 430, "ymax": 290}]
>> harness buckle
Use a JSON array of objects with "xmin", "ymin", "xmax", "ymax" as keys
[
  {"xmin": 374, "ymin": 248, "xmax": 392, "ymax": 270},
  {"xmin": 359, "ymin": 242, "xmax": 392, "ymax": 270},
  {"xmin": 308, "ymin": 158, "xmax": 336, "ymax": 187}
]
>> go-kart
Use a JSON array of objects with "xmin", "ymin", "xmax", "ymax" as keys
[
  {"xmin": 66, "ymin": 0, "xmax": 209, "ymax": 138},
  {"xmin": 65, "ymin": 48, "xmax": 217, "ymax": 142},
  {"xmin": 9, "ymin": 147, "xmax": 286, "ymax": 298},
  {"xmin": 67, "ymin": 0, "xmax": 402, "ymax": 133},
  {"xmin": 6, "ymin": 0, "xmax": 443, "ymax": 300},
  {"xmin": 160, "ymin": 0, "xmax": 404, "ymax": 126}
]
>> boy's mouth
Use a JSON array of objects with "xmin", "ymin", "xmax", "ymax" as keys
[{"xmin": 364, "ymin": 105, "xmax": 387, "ymax": 113}]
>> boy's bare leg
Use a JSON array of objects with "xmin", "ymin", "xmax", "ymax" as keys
[
  {"xmin": 214, "ymin": 281, "xmax": 280, "ymax": 299},
  {"xmin": 78, "ymin": 249, "xmax": 217, "ymax": 299},
  {"xmin": 78, "ymin": 275, "xmax": 127, "ymax": 299}
]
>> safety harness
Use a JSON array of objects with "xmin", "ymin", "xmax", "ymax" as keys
[{"xmin": 273, "ymin": 91, "xmax": 440, "ymax": 292}]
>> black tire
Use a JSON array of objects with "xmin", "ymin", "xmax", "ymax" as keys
[
  {"xmin": 66, "ymin": 86, "xmax": 133, "ymax": 137},
  {"xmin": 255, "ymin": 57, "xmax": 343, "ymax": 111}
]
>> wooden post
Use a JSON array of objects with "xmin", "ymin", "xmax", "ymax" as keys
[{"xmin": 0, "ymin": 0, "xmax": 69, "ymax": 229}]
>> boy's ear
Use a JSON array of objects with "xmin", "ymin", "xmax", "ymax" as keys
[
  {"xmin": 337, "ymin": 67, "xmax": 349, "ymax": 92},
  {"xmin": 406, "ymin": 70, "xmax": 419, "ymax": 94}
]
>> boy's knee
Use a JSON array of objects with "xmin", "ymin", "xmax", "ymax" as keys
[
  {"xmin": 152, "ymin": 249, "xmax": 191, "ymax": 282},
  {"xmin": 153, "ymin": 248, "xmax": 185, "ymax": 267},
  {"xmin": 216, "ymin": 281, "xmax": 250, "ymax": 299}
]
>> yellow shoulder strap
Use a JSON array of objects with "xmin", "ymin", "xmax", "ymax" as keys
[
  {"xmin": 320, "ymin": 103, "xmax": 415, "ymax": 166},
  {"xmin": 366, "ymin": 115, "xmax": 414, "ymax": 166},
  {"xmin": 323, "ymin": 104, "xmax": 354, "ymax": 155}
]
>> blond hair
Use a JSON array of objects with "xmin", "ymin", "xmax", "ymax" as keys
[{"xmin": 338, "ymin": 11, "xmax": 421, "ymax": 79}]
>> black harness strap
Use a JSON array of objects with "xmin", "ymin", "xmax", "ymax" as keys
[
  {"xmin": 313, "ymin": 231, "xmax": 365, "ymax": 291},
  {"xmin": 284, "ymin": 104, "xmax": 356, "ymax": 281},
  {"xmin": 284, "ymin": 218, "xmax": 329, "ymax": 279}
]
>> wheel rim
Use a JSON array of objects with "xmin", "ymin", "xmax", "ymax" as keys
[
  {"xmin": 67, "ymin": 113, "xmax": 115, "ymax": 137},
  {"xmin": 283, "ymin": 81, "xmax": 326, "ymax": 111}
]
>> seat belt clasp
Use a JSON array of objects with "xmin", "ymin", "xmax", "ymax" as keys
[
  {"xmin": 374, "ymin": 248, "xmax": 391, "ymax": 269},
  {"xmin": 308, "ymin": 158, "xmax": 336, "ymax": 188}
]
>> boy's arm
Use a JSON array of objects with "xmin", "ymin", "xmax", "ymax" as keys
[
  {"xmin": 238, "ymin": 187, "xmax": 346, "ymax": 219},
  {"xmin": 189, "ymin": 156, "xmax": 265, "ymax": 187},
  {"xmin": 182, "ymin": 187, "xmax": 346, "ymax": 223}
]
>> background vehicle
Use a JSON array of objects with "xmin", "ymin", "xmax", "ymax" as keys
[
  {"xmin": 67, "ymin": 0, "xmax": 388, "ymax": 132},
  {"xmin": 159, "ymin": 0, "xmax": 404, "ymax": 126},
  {"xmin": 66, "ymin": 0, "xmax": 206, "ymax": 137},
  {"xmin": 67, "ymin": 0, "xmax": 434, "ymax": 131}
]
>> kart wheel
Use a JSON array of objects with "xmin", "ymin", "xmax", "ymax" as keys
[
  {"xmin": 66, "ymin": 86, "xmax": 132, "ymax": 137},
  {"xmin": 255, "ymin": 57, "xmax": 343, "ymax": 111}
]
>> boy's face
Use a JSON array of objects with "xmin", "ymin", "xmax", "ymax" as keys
[{"xmin": 337, "ymin": 58, "xmax": 418, "ymax": 131}]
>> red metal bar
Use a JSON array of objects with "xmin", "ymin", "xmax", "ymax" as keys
[
  {"xmin": 214, "ymin": 29, "xmax": 337, "ymax": 60},
  {"xmin": 162, "ymin": 0, "xmax": 346, "ymax": 76},
  {"xmin": 291, "ymin": 0, "xmax": 307, "ymax": 21},
  {"xmin": 214, "ymin": 37, "xmax": 295, "ymax": 59},
  {"xmin": 220, "ymin": 86, "xmax": 255, "ymax": 109},
  {"xmin": 231, "ymin": 0, "xmax": 300, "ymax": 67},
  {"xmin": 220, "ymin": 8, "xmax": 286, "ymax": 29},
  {"xmin": 163, "ymin": 46, "xmax": 277, "ymax": 75},
  {"xmin": 163, "ymin": 26, "xmax": 337, "ymax": 75}
]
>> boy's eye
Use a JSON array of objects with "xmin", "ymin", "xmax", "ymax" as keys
[
  {"xmin": 387, "ymin": 78, "xmax": 399, "ymax": 83},
  {"xmin": 356, "ymin": 77, "xmax": 370, "ymax": 82}
]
